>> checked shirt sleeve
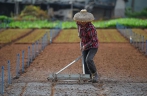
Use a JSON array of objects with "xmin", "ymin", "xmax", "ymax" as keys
[{"xmin": 84, "ymin": 25, "xmax": 98, "ymax": 49}]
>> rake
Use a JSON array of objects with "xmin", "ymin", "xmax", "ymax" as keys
[{"xmin": 47, "ymin": 55, "xmax": 91, "ymax": 83}]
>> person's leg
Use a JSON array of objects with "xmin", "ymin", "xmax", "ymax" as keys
[
  {"xmin": 82, "ymin": 50, "xmax": 91, "ymax": 74},
  {"xmin": 86, "ymin": 48, "xmax": 98, "ymax": 82},
  {"xmin": 86, "ymin": 48, "xmax": 98, "ymax": 73}
]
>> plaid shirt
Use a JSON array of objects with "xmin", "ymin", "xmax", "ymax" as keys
[{"xmin": 77, "ymin": 22, "xmax": 99, "ymax": 50}]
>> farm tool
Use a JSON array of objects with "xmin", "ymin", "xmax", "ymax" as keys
[{"xmin": 47, "ymin": 55, "xmax": 91, "ymax": 83}]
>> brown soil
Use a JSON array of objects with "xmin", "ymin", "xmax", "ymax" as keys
[
  {"xmin": 1, "ymin": 43, "xmax": 147, "ymax": 96},
  {"xmin": 9, "ymin": 43, "xmax": 147, "ymax": 83},
  {"xmin": 0, "ymin": 44, "xmax": 31, "ymax": 79},
  {"xmin": 0, "ymin": 43, "xmax": 147, "ymax": 83}
]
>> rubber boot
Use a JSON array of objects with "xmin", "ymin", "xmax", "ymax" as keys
[
  {"xmin": 87, "ymin": 74, "xmax": 93, "ymax": 82},
  {"xmin": 92, "ymin": 72, "xmax": 98, "ymax": 83}
]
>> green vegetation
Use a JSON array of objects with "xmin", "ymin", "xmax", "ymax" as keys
[
  {"xmin": 3, "ymin": 18, "xmax": 145, "ymax": 29},
  {"xmin": 8, "ymin": 20, "xmax": 59, "ymax": 29},
  {"xmin": 125, "ymin": 8, "xmax": 147, "ymax": 18},
  {"xmin": 64, "ymin": 18, "xmax": 147, "ymax": 28},
  {"xmin": 0, "ymin": 15, "xmax": 12, "ymax": 22},
  {"xmin": 0, "ymin": 15, "xmax": 12, "ymax": 28},
  {"xmin": 19, "ymin": 5, "xmax": 49, "ymax": 21},
  {"xmin": 93, "ymin": 18, "xmax": 147, "ymax": 28}
]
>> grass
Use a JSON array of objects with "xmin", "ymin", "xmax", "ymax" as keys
[{"xmin": 7, "ymin": 18, "xmax": 147, "ymax": 29}]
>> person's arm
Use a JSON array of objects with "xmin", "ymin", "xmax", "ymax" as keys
[
  {"xmin": 80, "ymin": 41, "xmax": 82, "ymax": 51},
  {"xmin": 77, "ymin": 23, "xmax": 83, "ymax": 51}
]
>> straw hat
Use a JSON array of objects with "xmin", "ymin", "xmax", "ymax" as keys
[{"xmin": 73, "ymin": 9, "xmax": 94, "ymax": 22}]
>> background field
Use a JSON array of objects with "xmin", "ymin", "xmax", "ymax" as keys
[
  {"xmin": 132, "ymin": 29, "xmax": 147, "ymax": 39},
  {"xmin": 1, "ymin": 29, "xmax": 146, "ymax": 44},
  {"xmin": 16, "ymin": 29, "xmax": 50, "ymax": 43},
  {"xmin": 0, "ymin": 29, "xmax": 32, "ymax": 43},
  {"xmin": 53, "ymin": 29, "xmax": 128, "ymax": 43}
]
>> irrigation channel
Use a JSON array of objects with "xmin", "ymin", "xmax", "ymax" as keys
[{"xmin": 0, "ymin": 24, "xmax": 147, "ymax": 95}]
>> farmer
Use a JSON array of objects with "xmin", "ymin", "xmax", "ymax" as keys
[{"xmin": 73, "ymin": 9, "xmax": 99, "ymax": 83}]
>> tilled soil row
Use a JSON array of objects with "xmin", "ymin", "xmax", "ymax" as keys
[
  {"xmin": 1, "ymin": 43, "xmax": 147, "ymax": 95},
  {"xmin": 15, "ymin": 43, "xmax": 147, "ymax": 83}
]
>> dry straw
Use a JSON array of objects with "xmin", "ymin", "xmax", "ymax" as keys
[{"xmin": 73, "ymin": 9, "xmax": 94, "ymax": 22}]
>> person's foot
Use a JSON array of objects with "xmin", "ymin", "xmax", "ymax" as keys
[
  {"xmin": 92, "ymin": 72, "xmax": 98, "ymax": 83},
  {"xmin": 88, "ymin": 79, "xmax": 92, "ymax": 82}
]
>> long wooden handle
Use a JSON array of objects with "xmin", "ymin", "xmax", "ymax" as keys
[{"xmin": 56, "ymin": 55, "xmax": 83, "ymax": 74}]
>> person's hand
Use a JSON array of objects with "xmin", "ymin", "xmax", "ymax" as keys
[
  {"xmin": 83, "ymin": 46, "xmax": 85, "ymax": 50},
  {"xmin": 80, "ymin": 47, "xmax": 83, "ymax": 51},
  {"xmin": 80, "ymin": 46, "xmax": 85, "ymax": 51}
]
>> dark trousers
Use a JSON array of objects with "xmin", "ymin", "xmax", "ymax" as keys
[{"xmin": 82, "ymin": 48, "xmax": 98, "ymax": 75}]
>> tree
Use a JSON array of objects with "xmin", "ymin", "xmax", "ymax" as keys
[{"xmin": 20, "ymin": 5, "xmax": 49, "ymax": 20}]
